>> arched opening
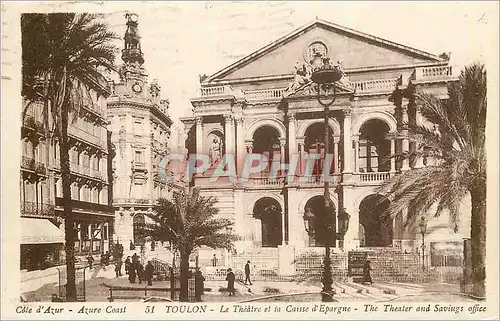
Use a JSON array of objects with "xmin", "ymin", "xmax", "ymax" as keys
[
  {"xmin": 253, "ymin": 197, "xmax": 282, "ymax": 247},
  {"xmin": 304, "ymin": 195, "xmax": 336, "ymax": 247},
  {"xmin": 304, "ymin": 123, "xmax": 335, "ymax": 175},
  {"xmin": 359, "ymin": 194, "xmax": 393, "ymax": 247},
  {"xmin": 359, "ymin": 119, "xmax": 391, "ymax": 172},
  {"xmin": 253, "ymin": 126, "xmax": 281, "ymax": 173},
  {"xmin": 133, "ymin": 214, "xmax": 146, "ymax": 246}
]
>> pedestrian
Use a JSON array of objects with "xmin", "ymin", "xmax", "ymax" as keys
[
  {"xmin": 124, "ymin": 256, "xmax": 131, "ymax": 275},
  {"xmin": 132, "ymin": 253, "xmax": 139, "ymax": 265},
  {"xmin": 100, "ymin": 252, "xmax": 105, "ymax": 266},
  {"xmin": 212, "ymin": 254, "xmax": 217, "ymax": 267},
  {"xmin": 226, "ymin": 268, "xmax": 235, "ymax": 296},
  {"xmin": 128, "ymin": 265, "xmax": 136, "ymax": 283},
  {"xmin": 86, "ymin": 255, "xmax": 94, "ymax": 270},
  {"xmin": 244, "ymin": 260, "xmax": 252, "ymax": 285},
  {"xmin": 137, "ymin": 262, "xmax": 144, "ymax": 284},
  {"xmin": 51, "ymin": 293, "xmax": 63, "ymax": 302},
  {"xmin": 363, "ymin": 260, "xmax": 373, "ymax": 285},
  {"xmin": 195, "ymin": 269, "xmax": 205, "ymax": 302},
  {"xmin": 104, "ymin": 252, "xmax": 110, "ymax": 266},
  {"xmin": 145, "ymin": 261, "xmax": 154, "ymax": 286},
  {"xmin": 115, "ymin": 259, "xmax": 123, "ymax": 278}
]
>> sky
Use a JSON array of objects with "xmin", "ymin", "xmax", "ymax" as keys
[
  {"xmin": 94, "ymin": 1, "xmax": 497, "ymax": 147},
  {"xmin": 5, "ymin": 1, "xmax": 498, "ymax": 147}
]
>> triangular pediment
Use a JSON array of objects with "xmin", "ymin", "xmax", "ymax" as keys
[{"xmin": 207, "ymin": 19, "xmax": 445, "ymax": 83}]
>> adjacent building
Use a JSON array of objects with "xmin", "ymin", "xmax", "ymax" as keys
[
  {"xmin": 21, "ymin": 75, "xmax": 114, "ymax": 271},
  {"xmin": 107, "ymin": 13, "xmax": 175, "ymax": 249},
  {"xmin": 182, "ymin": 19, "xmax": 469, "ymax": 273}
]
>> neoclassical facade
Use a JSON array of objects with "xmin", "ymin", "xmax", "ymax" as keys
[
  {"xmin": 182, "ymin": 19, "xmax": 469, "ymax": 272},
  {"xmin": 107, "ymin": 14, "xmax": 175, "ymax": 248}
]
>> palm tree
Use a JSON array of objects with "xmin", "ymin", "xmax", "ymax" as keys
[
  {"xmin": 147, "ymin": 188, "xmax": 240, "ymax": 302},
  {"xmin": 379, "ymin": 63, "xmax": 486, "ymax": 297},
  {"xmin": 21, "ymin": 13, "xmax": 118, "ymax": 301}
]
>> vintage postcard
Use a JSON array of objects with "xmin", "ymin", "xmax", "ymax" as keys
[{"xmin": 1, "ymin": 1, "xmax": 499, "ymax": 320}]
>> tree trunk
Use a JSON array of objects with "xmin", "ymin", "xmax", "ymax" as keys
[
  {"xmin": 469, "ymin": 182, "xmax": 486, "ymax": 298},
  {"xmin": 179, "ymin": 252, "xmax": 190, "ymax": 302},
  {"xmin": 57, "ymin": 72, "xmax": 76, "ymax": 301}
]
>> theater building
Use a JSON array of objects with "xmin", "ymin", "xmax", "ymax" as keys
[{"xmin": 182, "ymin": 19, "xmax": 469, "ymax": 273}]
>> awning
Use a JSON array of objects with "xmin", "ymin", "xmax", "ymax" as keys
[{"xmin": 21, "ymin": 218, "xmax": 65, "ymax": 244}]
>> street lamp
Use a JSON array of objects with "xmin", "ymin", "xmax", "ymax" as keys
[
  {"xmin": 307, "ymin": 50, "xmax": 345, "ymax": 302},
  {"xmin": 419, "ymin": 216, "xmax": 428, "ymax": 270}
]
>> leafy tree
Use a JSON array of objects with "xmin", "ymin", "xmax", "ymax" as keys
[
  {"xmin": 21, "ymin": 13, "xmax": 118, "ymax": 301},
  {"xmin": 379, "ymin": 63, "xmax": 486, "ymax": 297},
  {"xmin": 146, "ymin": 188, "xmax": 240, "ymax": 301}
]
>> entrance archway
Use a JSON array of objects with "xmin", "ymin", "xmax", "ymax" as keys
[
  {"xmin": 253, "ymin": 197, "xmax": 282, "ymax": 247},
  {"xmin": 304, "ymin": 123, "xmax": 335, "ymax": 175},
  {"xmin": 359, "ymin": 119, "xmax": 391, "ymax": 172},
  {"xmin": 359, "ymin": 194, "xmax": 393, "ymax": 247},
  {"xmin": 133, "ymin": 214, "xmax": 146, "ymax": 246},
  {"xmin": 253, "ymin": 126, "xmax": 281, "ymax": 172},
  {"xmin": 304, "ymin": 195, "xmax": 336, "ymax": 247}
]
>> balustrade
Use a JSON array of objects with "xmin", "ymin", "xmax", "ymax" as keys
[
  {"xmin": 350, "ymin": 78, "xmax": 399, "ymax": 93},
  {"xmin": 243, "ymin": 88, "xmax": 286, "ymax": 101},
  {"xmin": 359, "ymin": 172, "xmax": 391, "ymax": 182},
  {"xmin": 200, "ymin": 85, "xmax": 233, "ymax": 97},
  {"xmin": 414, "ymin": 66, "xmax": 457, "ymax": 81}
]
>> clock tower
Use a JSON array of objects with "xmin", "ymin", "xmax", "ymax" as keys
[
  {"xmin": 107, "ymin": 13, "xmax": 176, "ymax": 250},
  {"xmin": 119, "ymin": 13, "xmax": 147, "ymax": 90}
]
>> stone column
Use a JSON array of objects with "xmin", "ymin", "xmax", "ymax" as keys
[
  {"xmin": 342, "ymin": 109, "xmax": 353, "ymax": 173},
  {"xmin": 288, "ymin": 113, "xmax": 297, "ymax": 157},
  {"xmin": 195, "ymin": 116, "xmax": 203, "ymax": 155},
  {"xmin": 414, "ymin": 105, "xmax": 425, "ymax": 168},
  {"xmin": 352, "ymin": 134, "xmax": 360, "ymax": 173},
  {"xmin": 296, "ymin": 137, "xmax": 305, "ymax": 175},
  {"xmin": 235, "ymin": 116, "xmax": 246, "ymax": 175},
  {"xmin": 389, "ymin": 133, "xmax": 396, "ymax": 173},
  {"xmin": 333, "ymin": 136, "xmax": 340, "ymax": 174},
  {"xmin": 224, "ymin": 115, "xmax": 234, "ymax": 156},
  {"xmin": 401, "ymin": 103, "xmax": 410, "ymax": 171},
  {"xmin": 254, "ymin": 218, "xmax": 262, "ymax": 247}
]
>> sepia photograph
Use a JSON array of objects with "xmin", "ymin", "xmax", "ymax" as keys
[{"xmin": 1, "ymin": 1, "xmax": 498, "ymax": 319}]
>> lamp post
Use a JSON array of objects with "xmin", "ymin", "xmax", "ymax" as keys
[
  {"xmin": 303, "ymin": 207, "xmax": 350, "ymax": 301},
  {"xmin": 304, "ymin": 51, "xmax": 346, "ymax": 302},
  {"xmin": 419, "ymin": 216, "xmax": 427, "ymax": 270}
]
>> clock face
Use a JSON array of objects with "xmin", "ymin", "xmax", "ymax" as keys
[
  {"xmin": 132, "ymin": 83, "xmax": 142, "ymax": 93},
  {"xmin": 307, "ymin": 42, "xmax": 328, "ymax": 62},
  {"xmin": 130, "ymin": 14, "xmax": 138, "ymax": 22}
]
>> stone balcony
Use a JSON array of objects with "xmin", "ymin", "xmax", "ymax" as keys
[
  {"xmin": 21, "ymin": 156, "xmax": 47, "ymax": 176},
  {"xmin": 412, "ymin": 65, "xmax": 459, "ymax": 83},
  {"xmin": 21, "ymin": 201, "xmax": 55, "ymax": 218}
]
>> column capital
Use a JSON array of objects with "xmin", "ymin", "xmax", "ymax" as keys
[
  {"xmin": 245, "ymin": 139, "xmax": 254, "ymax": 148},
  {"xmin": 235, "ymin": 116, "xmax": 244, "ymax": 124},
  {"xmin": 333, "ymin": 136, "xmax": 341, "ymax": 143},
  {"xmin": 342, "ymin": 108, "xmax": 352, "ymax": 117},
  {"xmin": 224, "ymin": 114, "xmax": 234, "ymax": 123},
  {"xmin": 287, "ymin": 113, "xmax": 296, "ymax": 122},
  {"xmin": 279, "ymin": 138, "xmax": 287, "ymax": 147},
  {"xmin": 195, "ymin": 116, "xmax": 203, "ymax": 125},
  {"xmin": 352, "ymin": 134, "xmax": 359, "ymax": 142}
]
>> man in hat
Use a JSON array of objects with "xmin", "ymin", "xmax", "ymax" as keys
[{"xmin": 244, "ymin": 260, "xmax": 252, "ymax": 285}]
